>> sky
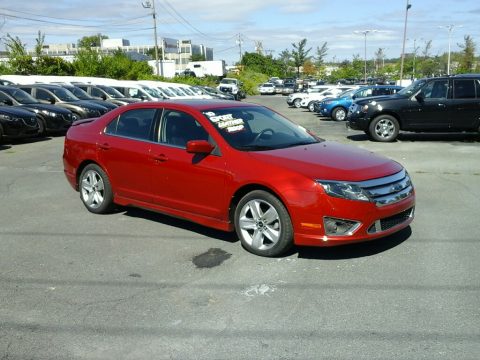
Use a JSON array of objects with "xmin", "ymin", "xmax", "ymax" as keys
[{"xmin": 0, "ymin": 0, "xmax": 479, "ymax": 66}]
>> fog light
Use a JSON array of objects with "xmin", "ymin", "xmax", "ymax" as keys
[{"xmin": 323, "ymin": 217, "xmax": 361, "ymax": 236}]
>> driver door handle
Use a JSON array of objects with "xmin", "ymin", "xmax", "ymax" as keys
[{"xmin": 153, "ymin": 154, "xmax": 168, "ymax": 162}]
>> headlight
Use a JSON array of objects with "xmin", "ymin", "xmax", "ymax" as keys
[
  {"xmin": 0, "ymin": 114, "xmax": 13, "ymax": 121},
  {"xmin": 361, "ymin": 105, "xmax": 369, "ymax": 113},
  {"xmin": 41, "ymin": 110, "xmax": 57, "ymax": 117},
  {"xmin": 316, "ymin": 180, "xmax": 370, "ymax": 202}
]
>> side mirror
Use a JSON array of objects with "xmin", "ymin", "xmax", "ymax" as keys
[
  {"xmin": 101, "ymin": 94, "xmax": 107, "ymax": 100},
  {"xmin": 49, "ymin": 97, "xmax": 56, "ymax": 104},
  {"xmin": 2, "ymin": 99, "xmax": 13, "ymax": 106},
  {"xmin": 186, "ymin": 140, "xmax": 215, "ymax": 154}
]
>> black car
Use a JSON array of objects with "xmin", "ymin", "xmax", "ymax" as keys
[
  {"xmin": 74, "ymin": 84, "xmax": 140, "ymax": 106},
  {"xmin": 0, "ymin": 106, "xmax": 39, "ymax": 143},
  {"xmin": 347, "ymin": 74, "xmax": 480, "ymax": 142},
  {"xmin": 58, "ymin": 84, "xmax": 118, "ymax": 111},
  {"xmin": 18, "ymin": 84, "xmax": 110, "ymax": 120},
  {"xmin": 0, "ymin": 85, "xmax": 74, "ymax": 135}
]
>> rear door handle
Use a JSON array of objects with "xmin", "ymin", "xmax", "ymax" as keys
[
  {"xmin": 438, "ymin": 103, "xmax": 447, "ymax": 108},
  {"xmin": 153, "ymin": 154, "xmax": 168, "ymax": 162},
  {"xmin": 97, "ymin": 142, "xmax": 111, "ymax": 150}
]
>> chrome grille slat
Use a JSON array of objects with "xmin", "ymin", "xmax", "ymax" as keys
[{"xmin": 355, "ymin": 169, "xmax": 413, "ymax": 207}]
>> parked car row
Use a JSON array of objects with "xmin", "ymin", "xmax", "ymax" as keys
[
  {"xmin": 0, "ymin": 75, "xmax": 245, "ymax": 143},
  {"xmin": 302, "ymin": 74, "xmax": 480, "ymax": 142}
]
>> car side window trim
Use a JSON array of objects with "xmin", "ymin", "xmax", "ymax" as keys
[{"xmin": 104, "ymin": 108, "xmax": 159, "ymax": 142}]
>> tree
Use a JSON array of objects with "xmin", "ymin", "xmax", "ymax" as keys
[
  {"xmin": 457, "ymin": 35, "xmax": 476, "ymax": 73},
  {"xmin": 78, "ymin": 34, "xmax": 109, "ymax": 49},
  {"xmin": 4, "ymin": 34, "xmax": 34, "ymax": 74},
  {"xmin": 302, "ymin": 60, "xmax": 316, "ymax": 76},
  {"xmin": 277, "ymin": 49, "xmax": 292, "ymax": 77},
  {"xmin": 291, "ymin": 39, "xmax": 311, "ymax": 77},
  {"xmin": 315, "ymin": 42, "xmax": 328, "ymax": 67}
]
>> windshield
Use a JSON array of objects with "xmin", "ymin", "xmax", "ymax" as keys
[
  {"xmin": 398, "ymin": 79, "xmax": 427, "ymax": 96},
  {"xmin": 140, "ymin": 85, "xmax": 163, "ymax": 98},
  {"xmin": 158, "ymin": 87, "xmax": 176, "ymax": 97},
  {"xmin": 68, "ymin": 87, "xmax": 92, "ymax": 100},
  {"xmin": 51, "ymin": 88, "xmax": 79, "ymax": 101},
  {"xmin": 338, "ymin": 89, "xmax": 355, "ymax": 98},
  {"xmin": 202, "ymin": 106, "xmax": 320, "ymax": 151},
  {"xmin": 168, "ymin": 87, "xmax": 185, "ymax": 96},
  {"xmin": 99, "ymin": 86, "xmax": 125, "ymax": 98},
  {"xmin": 220, "ymin": 79, "xmax": 237, "ymax": 85},
  {"xmin": 180, "ymin": 87, "xmax": 195, "ymax": 96},
  {"xmin": 5, "ymin": 88, "xmax": 38, "ymax": 104}
]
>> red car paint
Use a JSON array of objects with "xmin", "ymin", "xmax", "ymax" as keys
[{"xmin": 63, "ymin": 100, "xmax": 415, "ymax": 248}]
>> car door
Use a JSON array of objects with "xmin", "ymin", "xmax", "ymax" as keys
[
  {"xmin": 449, "ymin": 79, "xmax": 480, "ymax": 130},
  {"xmin": 149, "ymin": 109, "xmax": 228, "ymax": 220},
  {"xmin": 402, "ymin": 79, "xmax": 451, "ymax": 130},
  {"xmin": 98, "ymin": 108, "xmax": 158, "ymax": 203}
]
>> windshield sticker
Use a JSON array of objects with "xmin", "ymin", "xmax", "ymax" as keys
[{"xmin": 203, "ymin": 112, "xmax": 246, "ymax": 133}]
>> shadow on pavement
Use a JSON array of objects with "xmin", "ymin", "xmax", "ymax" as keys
[
  {"xmin": 347, "ymin": 132, "xmax": 480, "ymax": 143},
  {"xmin": 296, "ymin": 226, "xmax": 411, "ymax": 260},
  {"xmin": 122, "ymin": 207, "xmax": 238, "ymax": 243}
]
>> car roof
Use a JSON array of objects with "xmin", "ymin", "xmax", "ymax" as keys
[{"xmin": 125, "ymin": 99, "xmax": 256, "ymax": 111}]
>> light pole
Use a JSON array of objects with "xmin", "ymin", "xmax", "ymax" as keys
[
  {"xmin": 142, "ymin": 0, "xmax": 161, "ymax": 76},
  {"xmin": 354, "ymin": 29, "xmax": 378, "ymax": 84},
  {"xmin": 439, "ymin": 24, "xmax": 462, "ymax": 75},
  {"xmin": 399, "ymin": 0, "xmax": 411, "ymax": 85}
]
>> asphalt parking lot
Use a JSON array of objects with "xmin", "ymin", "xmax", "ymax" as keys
[{"xmin": 1, "ymin": 95, "xmax": 479, "ymax": 359}]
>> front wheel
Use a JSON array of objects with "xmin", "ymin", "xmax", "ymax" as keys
[
  {"xmin": 369, "ymin": 115, "xmax": 399, "ymax": 142},
  {"xmin": 308, "ymin": 101, "xmax": 316, "ymax": 112},
  {"xmin": 332, "ymin": 107, "xmax": 347, "ymax": 121},
  {"xmin": 79, "ymin": 164, "xmax": 114, "ymax": 214},
  {"xmin": 293, "ymin": 98, "xmax": 302, "ymax": 108},
  {"xmin": 234, "ymin": 190, "xmax": 293, "ymax": 257}
]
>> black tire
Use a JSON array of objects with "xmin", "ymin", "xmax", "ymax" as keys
[
  {"xmin": 79, "ymin": 164, "xmax": 114, "ymax": 214},
  {"xmin": 293, "ymin": 98, "xmax": 302, "ymax": 108},
  {"xmin": 308, "ymin": 101, "xmax": 316, "ymax": 112},
  {"xmin": 332, "ymin": 107, "xmax": 347, "ymax": 121},
  {"xmin": 0, "ymin": 125, "xmax": 4, "ymax": 145},
  {"xmin": 369, "ymin": 115, "xmax": 399, "ymax": 142},
  {"xmin": 234, "ymin": 190, "xmax": 293, "ymax": 257},
  {"xmin": 37, "ymin": 116, "xmax": 47, "ymax": 137}
]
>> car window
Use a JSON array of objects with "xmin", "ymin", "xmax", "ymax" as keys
[
  {"xmin": 36, "ymin": 89, "xmax": 54, "ymax": 101},
  {"xmin": 105, "ymin": 108, "xmax": 157, "ymax": 141},
  {"xmin": 91, "ymin": 87, "xmax": 104, "ymax": 98},
  {"xmin": 19, "ymin": 87, "xmax": 32, "ymax": 94},
  {"xmin": 0, "ymin": 91, "xmax": 11, "ymax": 103},
  {"xmin": 356, "ymin": 88, "xmax": 373, "ymax": 98},
  {"xmin": 422, "ymin": 80, "xmax": 448, "ymax": 99},
  {"xmin": 454, "ymin": 79, "xmax": 476, "ymax": 99},
  {"xmin": 160, "ymin": 110, "xmax": 209, "ymax": 148}
]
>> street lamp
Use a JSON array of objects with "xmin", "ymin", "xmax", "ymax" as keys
[
  {"xmin": 399, "ymin": 0, "xmax": 412, "ymax": 84},
  {"xmin": 439, "ymin": 24, "xmax": 462, "ymax": 75},
  {"xmin": 354, "ymin": 29, "xmax": 378, "ymax": 84},
  {"xmin": 142, "ymin": 0, "xmax": 161, "ymax": 76}
]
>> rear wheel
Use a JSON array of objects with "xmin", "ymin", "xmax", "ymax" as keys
[
  {"xmin": 369, "ymin": 115, "xmax": 399, "ymax": 142},
  {"xmin": 79, "ymin": 164, "xmax": 114, "ymax": 214},
  {"xmin": 234, "ymin": 190, "xmax": 293, "ymax": 257},
  {"xmin": 332, "ymin": 107, "xmax": 347, "ymax": 121}
]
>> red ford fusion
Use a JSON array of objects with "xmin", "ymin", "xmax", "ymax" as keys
[{"xmin": 63, "ymin": 100, "xmax": 415, "ymax": 257}]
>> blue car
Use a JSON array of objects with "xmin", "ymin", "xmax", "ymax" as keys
[{"xmin": 318, "ymin": 85, "xmax": 403, "ymax": 121}]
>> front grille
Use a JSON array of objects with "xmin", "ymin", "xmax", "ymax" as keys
[
  {"xmin": 348, "ymin": 103, "xmax": 358, "ymax": 116},
  {"xmin": 219, "ymin": 86, "xmax": 232, "ymax": 93},
  {"xmin": 368, "ymin": 207, "xmax": 414, "ymax": 234},
  {"xmin": 356, "ymin": 169, "xmax": 414, "ymax": 207}
]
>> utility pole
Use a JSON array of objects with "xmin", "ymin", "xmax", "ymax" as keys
[
  {"xmin": 236, "ymin": 34, "xmax": 243, "ymax": 64},
  {"xmin": 142, "ymin": 0, "xmax": 161, "ymax": 76},
  {"xmin": 439, "ymin": 24, "xmax": 462, "ymax": 75},
  {"xmin": 399, "ymin": 0, "xmax": 411, "ymax": 85},
  {"xmin": 354, "ymin": 30, "xmax": 378, "ymax": 84}
]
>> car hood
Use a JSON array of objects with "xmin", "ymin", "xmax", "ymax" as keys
[
  {"xmin": 355, "ymin": 94, "xmax": 408, "ymax": 105},
  {"xmin": 20, "ymin": 103, "xmax": 71, "ymax": 115},
  {"xmin": 0, "ymin": 106, "xmax": 36, "ymax": 117},
  {"xmin": 71, "ymin": 100, "xmax": 108, "ymax": 110},
  {"xmin": 247, "ymin": 141, "xmax": 402, "ymax": 182}
]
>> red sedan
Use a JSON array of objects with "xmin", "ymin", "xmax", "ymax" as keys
[{"xmin": 63, "ymin": 100, "xmax": 415, "ymax": 257}]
